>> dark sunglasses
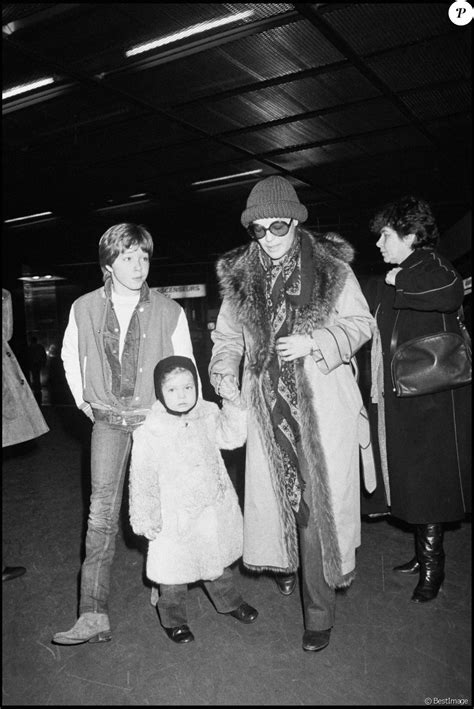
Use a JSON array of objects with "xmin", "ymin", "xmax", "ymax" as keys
[{"xmin": 247, "ymin": 219, "xmax": 293, "ymax": 240}]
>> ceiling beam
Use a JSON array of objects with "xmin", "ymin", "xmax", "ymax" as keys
[
  {"xmin": 2, "ymin": 9, "xmax": 302, "ymax": 114},
  {"xmin": 292, "ymin": 2, "xmax": 441, "ymax": 148},
  {"xmin": 1, "ymin": 31, "xmax": 339, "ymax": 199},
  {"xmin": 252, "ymin": 111, "xmax": 468, "ymax": 159},
  {"xmin": 216, "ymin": 78, "xmax": 471, "ymax": 138},
  {"xmin": 169, "ymin": 27, "xmax": 461, "ymax": 109}
]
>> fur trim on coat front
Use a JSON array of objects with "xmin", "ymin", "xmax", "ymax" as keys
[{"xmin": 215, "ymin": 228, "xmax": 357, "ymax": 588}]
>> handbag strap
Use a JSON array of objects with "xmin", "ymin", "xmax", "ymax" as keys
[
  {"xmin": 457, "ymin": 305, "xmax": 472, "ymax": 350},
  {"xmin": 390, "ymin": 310, "xmax": 401, "ymax": 357}
]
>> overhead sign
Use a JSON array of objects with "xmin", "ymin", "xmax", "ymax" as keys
[{"xmin": 155, "ymin": 283, "xmax": 206, "ymax": 299}]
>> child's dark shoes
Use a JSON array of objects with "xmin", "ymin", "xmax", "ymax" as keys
[
  {"xmin": 165, "ymin": 624, "xmax": 195, "ymax": 643},
  {"xmin": 226, "ymin": 601, "xmax": 258, "ymax": 624}
]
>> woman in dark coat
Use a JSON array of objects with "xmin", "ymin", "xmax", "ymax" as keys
[{"xmin": 369, "ymin": 196, "xmax": 471, "ymax": 603}]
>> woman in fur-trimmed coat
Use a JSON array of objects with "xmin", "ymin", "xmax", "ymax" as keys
[{"xmin": 209, "ymin": 176, "xmax": 376, "ymax": 651}]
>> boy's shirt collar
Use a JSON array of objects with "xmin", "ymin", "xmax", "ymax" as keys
[{"xmin": 104, "ymin": 277, "xmax": 150, "ymax": 303}]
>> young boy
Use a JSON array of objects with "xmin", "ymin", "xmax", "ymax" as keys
[
  {"xmin": 129, "ymin": 356, "xmax": 258, "ymax": 644},
  {"xmin": 53, "ymin": 223, "xmax": 197, "ymax": 645}
]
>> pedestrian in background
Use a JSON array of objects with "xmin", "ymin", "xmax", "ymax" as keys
[
  {"xmin": 27, "ymin": 334, "xmax": 47, "ymax": 405},
  {"xmin": 2, "ymin": 288, "xmax": 49, "ymax": 581},
  {"xmin": 369, "ymin": 195, "xmax": 471, "ymax": 603}
]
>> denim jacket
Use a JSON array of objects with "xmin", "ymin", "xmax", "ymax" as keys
[{"xmin": 68, "ymin": 279, "xmax": 193, "ymax": 414}]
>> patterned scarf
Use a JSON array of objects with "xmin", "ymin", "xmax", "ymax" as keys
[{"xmin": 259, "ymin": 234, "xmax": 310, "ymax": 526}]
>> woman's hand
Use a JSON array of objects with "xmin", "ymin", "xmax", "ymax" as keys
[
  {"xmin": 215, "ymin": 373, "xmax": 240, "ymax": 400},
  {"xmin": 385, "ymin": 267, "xmax": 402, "ymax": 286},
  {"xmin": 276, "ymin": 334, "xmax": 312, "ymax": 361},
  {"xmin": 219, "ymin": 375, "xmax": 240, "ymax": 401}
]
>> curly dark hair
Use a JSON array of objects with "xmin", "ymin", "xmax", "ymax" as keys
[{"xmin": 369, "ymin": 195, "xmax": 439, "ymax": 249}]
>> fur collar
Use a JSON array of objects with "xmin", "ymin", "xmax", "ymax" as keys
[{"xmin": 216, "ymin": 228, "xmax": 353, "ymax": 375}]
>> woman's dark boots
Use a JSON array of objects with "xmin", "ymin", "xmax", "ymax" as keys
[
  {"xmin": 393, "ymin": 556, "xmax": 420, "ymax": 574},
  {"xmin": 393, "ymin": 530, "xmax": 420, "ymax": 574},
  {"xmin": 411, "ymin": 523, "xmax": 445, "ymax": 603}
]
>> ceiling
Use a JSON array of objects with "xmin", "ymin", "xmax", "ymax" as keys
[{"xmin": 2, "ymin": 3, "xmax": 472, "ymax": 278}]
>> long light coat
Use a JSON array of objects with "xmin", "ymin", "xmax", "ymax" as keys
[
  {"xmin": 2, "ymin": 289, "xmax": 49, "ymax": 447},
  {"xmin": 209, "ymin": 230, "xmax": 376, "ymax": 588},
  {"xmin": 129, "ymin": 398, "xmax": 246, "ymax": 585}
]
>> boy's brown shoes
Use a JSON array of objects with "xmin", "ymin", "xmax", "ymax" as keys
[{"xmin": 52, "ymin": 612, "xmax": 111, "ymax": 645}]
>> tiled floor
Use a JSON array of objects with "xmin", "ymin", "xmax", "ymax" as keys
[{"xmin": 2, "ymin": 406, "xmax": 471, "ymax": 706}]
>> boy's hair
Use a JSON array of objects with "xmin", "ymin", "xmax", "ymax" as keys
[
  {"xmin": 369, "ymin": 195, "xmax": 439, "ymax": 249},
  {"xmin": 98, "ymin": 223, "xmax": 154, "ymax": 280}
]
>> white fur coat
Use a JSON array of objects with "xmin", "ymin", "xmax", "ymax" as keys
[{"xmin": 129, "ymin": 398, "xmax": 246, "ymax": 584}]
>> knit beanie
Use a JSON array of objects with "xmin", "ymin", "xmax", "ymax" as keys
[{"xmin": 241, "ymin": 175, "xmax": 308, "ymax": 228}]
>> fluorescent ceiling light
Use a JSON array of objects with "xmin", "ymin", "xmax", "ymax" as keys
[
  {"xmin": 95, "ymin": 198, "xmax": 151, "ymax": 213},
  {"xmin": 4, "ymin": 211, "xmax": 53, "ymax": 224},
  {"xmin": 192, "ymin": 169, "xmax": 263, "ymax": 186},
  {"xmin": 3, "ymin": 77, "xmax": 55, "ymax": 100},
  {"xmin": 126, "ymin": 10, "xmax": 253, "ymax": 57}
]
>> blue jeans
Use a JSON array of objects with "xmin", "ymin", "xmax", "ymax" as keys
[
  {"xmin": 157, "ymin": 567, "xmax": 243, "ymax": 628},
  {"xmin": 79, "ymin": 417, "xmax": 140, "ymax": 615}
]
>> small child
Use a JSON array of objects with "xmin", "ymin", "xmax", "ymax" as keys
[{"xmin": 129, "ymin": 356, "xmax": 258, "ymax": 644}]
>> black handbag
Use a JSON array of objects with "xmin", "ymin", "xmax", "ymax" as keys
[{"xmin": 390, "ymin": 307, "xmax": 472, "ymax": 397}]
